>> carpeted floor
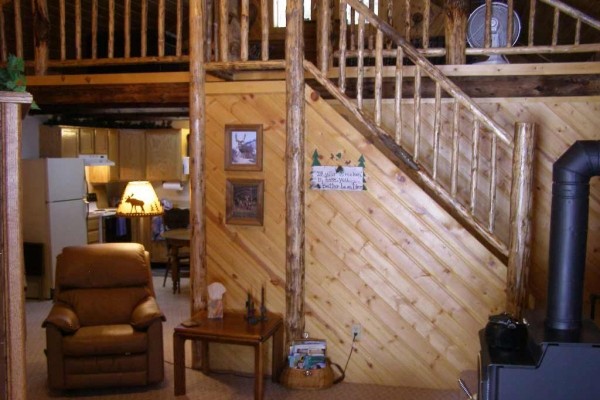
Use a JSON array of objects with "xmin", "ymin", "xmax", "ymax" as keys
[{"xmin": 25, "ymin": 273, "xmax": 459, "ymax": 400}]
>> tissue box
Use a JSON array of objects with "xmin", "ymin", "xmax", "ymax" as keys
[{"xmin": 207, "ymin": 299, "xmax": 223, "ymax": 319}]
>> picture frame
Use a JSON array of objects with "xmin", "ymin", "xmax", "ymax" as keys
[
  {"xmin": 224, "ymin": 124, "xmax": 263, "ymax": 171},
  {"xmin": 225, "ymin": 179, "xmax": 264, "ymax": 226}
]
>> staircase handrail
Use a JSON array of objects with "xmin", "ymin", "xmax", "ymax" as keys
[{"xmin": 343, "ymin": 0, "xmax": 511, "ymax": 147}]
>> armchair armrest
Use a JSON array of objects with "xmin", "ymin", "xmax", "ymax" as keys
[
  {"xmin": 131, "ymin": 297, "xmax": 166, "ymax": 329},
  {"xmin": 42, "ymin": 303, "xmax": 80, "ymax": 333}
]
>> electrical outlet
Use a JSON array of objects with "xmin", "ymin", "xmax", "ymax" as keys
[{"xmin": 351, "ymin": 323, "xmax": 362, "ymax": 341}]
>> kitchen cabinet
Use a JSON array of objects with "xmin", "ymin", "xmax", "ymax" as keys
[
  {"xmin": 87, "ymin": 217, "xmax": 100, "ymax": 244},
  {"xmin": 119, "ymin": 129, "xmax": 146, "ymax": 181},
  {"xmin": 87, "ymin": 129, "xmax": 119, "ymax": 183},
  {"xmin": 39, "ymin": 125, "xmax": 79, "ymax": 158},
  {"xmin": 146, "ymin": 129, "xmax": 187, "ymax": 181},
  {"xmin": 79, "ymin": 127, "xmax": 108, "ymax": 155}
]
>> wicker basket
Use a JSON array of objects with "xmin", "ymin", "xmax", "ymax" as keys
[{"xmin": 280, "ymin": 364, "xmax": 335, "ymax": 390}]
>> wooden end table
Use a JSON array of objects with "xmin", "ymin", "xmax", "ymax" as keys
[{"xmin": 173, "ymin": 310, "xmax": 284, "ymax": 399}]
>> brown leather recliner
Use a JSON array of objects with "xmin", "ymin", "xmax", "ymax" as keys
[{"xmin": 42, "ymin": 243, "xmax": 166, "ymax": 390}]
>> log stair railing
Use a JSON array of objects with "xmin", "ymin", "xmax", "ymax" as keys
[{"xmin": 309, "ymin": 0, "xmax": 536, "ymax": 316}]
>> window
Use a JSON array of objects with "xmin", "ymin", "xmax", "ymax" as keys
[
  {"xmin": 347, "ymin": 0, "xmax": 379, "ymax": 22},
  {"xmin": 273, "ymin": 0, "xmax": 312, "ymax": 28}
]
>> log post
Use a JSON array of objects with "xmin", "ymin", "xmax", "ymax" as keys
[
  {"xmin": 285, "ymin": 0, "xmax": 306, "ymax": 344},
  {"xmin": 506, "ymin": 122, "xmax": 536, "ymax": 318},
  {"xmin": 1, "ymin": 92, "xmax": 32, "ymax": 400},
  {"xmin": 444, "ymin": 0, "xmax": 468, "ymax": 65},
  {"xmin": 189, "ymin": 0, "xmax": 207, "ymax": 368},
  {"xmin": 32, "ymin": 0, "xmax": 50, "ymax": 75},
  {"xmin": 317, "ymin": 0, "xmax": 331, "ymax": 74}
]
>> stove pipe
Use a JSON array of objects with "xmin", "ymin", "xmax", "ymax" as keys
[{"xmin": 547, "ymin": 140, "xmax": 600, "ymax": 331}]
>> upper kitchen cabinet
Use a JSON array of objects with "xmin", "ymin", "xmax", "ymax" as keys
[
  {"xmin": 39, "ymin": 125, "xmax": 78, "ymax": 158},
  {"xmin": 145, "ymin": 129, "xmax": 187, "ymax": 181},
  {"xmin": 79, "ymin": 127, "xmax": 109, "ymax": 155},
  {"xmin": 119, "ymin": 129, "xmax": 146, "ymax": 181},
  {"xmin": 87, "ymin": 129, "xmax": 119, "ymax": 183}
]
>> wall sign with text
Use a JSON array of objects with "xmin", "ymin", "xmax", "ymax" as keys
[{"xmin": 310, "ymin": 150, "xmax": 366, "ymax": 191}]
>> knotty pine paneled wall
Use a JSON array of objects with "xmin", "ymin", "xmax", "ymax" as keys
[
  {"xmin": 336, "ymin": 96, "xmax": 600, "ymax": 321},
  {"xmin": 202, "ymin": 81, "xmax": 505, "ymax": 389}
]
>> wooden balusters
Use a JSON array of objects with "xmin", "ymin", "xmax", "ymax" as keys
[
  {"xmin": 91, "ymin": 0, "xmax": 98, "ymax": 59},
  {"xmin": 124, "ymin": 0, "xmax": 131, "ymax": 58},
  {"xmin": 422, "ymin": 0, "xmax": 430, "ymax": 50},
  {"xmin": 484, "ymin": 0, "xmax": 492, "ymax": 48},
  {"xmin": 158, "ymin": 0, "xmax": 166, "ymax": 57},
  {"xmin": 394, "ymin": 46, "xmax": 404, "ymax": 145},
  {"xmin": 575, "ymin": 19, "xmax": 581, "ymax": 45},
  {"xmin": 506, "ymin": 0, "xmax": 514, "ymax": 47},
  {"xmin": 141, "ymin": 0, "xmax": 148, "ymax": 57},
  {"xmin": 357, "ymin": 13, "xmax": 365, "ymax": 110},
  {"xmin": 241, "ymin": 0, "xmax": 249, "ymax": 61},
  {"xmin": 261, "ymin": 0, "xmax": 268, "ymax": 61},
  {"xmin": 317, "ymin": 0, "xmax": 331, "ymax": 74},
  {"xmin": 552, "ymin": 7, "xmax": 560, "ymax": 46},
  {"xmin": 14, "ymin": 0, "xmax": 22, "ymax": 58},
  {"xmin": 75, "ymin": 0, "xmax": 82, "ymax": 59},
  {"xmin": 374, "ymin": 30, "xmax": 383, "ymax": 127},
  {"xmin": 413, "ymin": 65, "xmax": 422, "ymax": 162},
  {"xmin": 404, "ymin": 0, "xmax": 410, "ymax": 43},
  {"xmin": 108, "ymin": 0, "xmax": 115, "ymax": 58},
  {"xmin": 59, "ymin": 0, "xmax": 65, "ymax": 59},
  {"xmin": 176, "ymin": 0, "xmax": 183, "ymax": 57},
  {"xmin": 488, "ymin": 133, "xmax": 498, "ymax": 233},
  {"xmin": 339, "ymin": 0, "xmax": 348, "ymax": 93},
  {"xmin": 432, "ymin": 83, "xmax": 442, "ymax": 181},
  {"xmin": 528, "ymin": 0, "xmax": 537, "ymax": 46},
  {"xmin": 450, "ymin": 100, "xmax": 460, "ymax": 197},
  {"xmin": 469, "ymin": 120, "xmax": 481, "ymax": 214},
  {"xmin": 219, "ymin": 0, "xmax": 228, "ymax": 62}
]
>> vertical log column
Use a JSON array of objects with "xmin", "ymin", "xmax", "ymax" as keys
[
  {"xmin": 1, "ymin": 92, "xmax": 32, "ymax": 400},
  {"xmin": 189, "ymin": 0, "xmax": 207, "ymax": 368},
  {"xmin": 444, "ymin": 0, "xmax": 468, "ymax": 65},
  {"xmin": 285, "ymin": 0, "xmax": 305, "ymax": 344},
  {"xmin": 317, "ymin": 0, "xmax": 331, "ymax": 74},
  {"xmin": 32, "ymin": 0, "xmax": 50, "ymax": 75},
  {"xmin": 506, "ymin": 123, "xmax": 536, "ymax": 318}
]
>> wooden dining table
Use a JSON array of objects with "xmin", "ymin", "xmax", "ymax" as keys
[{"xmin": 161, "ymin": 228, "xmax": 190, "ymax": 293}]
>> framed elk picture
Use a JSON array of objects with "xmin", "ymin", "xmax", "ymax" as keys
[
  {"xmin": 224, "ymin": 124, "xmax": 263, "ymax": 171},
  {"xmin": 225, "ymin": 179, "xmax": 264, "ymax": 226}
]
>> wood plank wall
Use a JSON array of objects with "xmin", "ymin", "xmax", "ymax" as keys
[
  {"xmin": 202, "ymin": 81, "xmax": 506, "ymax": 389},
  {"xmin": 333, "ymin": 95, "xmax": 600, "ymax": 320}
]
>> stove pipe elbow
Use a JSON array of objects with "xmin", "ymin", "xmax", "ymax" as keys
[{"xmin": 547, "ymin": 140, "xmax": 600, "ymax": 331}]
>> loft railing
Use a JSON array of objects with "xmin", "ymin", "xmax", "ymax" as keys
[
  {"xmin": 2, "ymin": 0, "xmax": 600, "ymax": 73},
  {"xmin": 312, "ymin": 0, "xmax": 536, "ymax": 315}
]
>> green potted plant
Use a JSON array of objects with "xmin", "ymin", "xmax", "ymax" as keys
[{"xmin": 0, "ymin": 54, "xmax": 39, "ymax": 109}]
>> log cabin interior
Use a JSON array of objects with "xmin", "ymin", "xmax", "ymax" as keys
[{"xmin": 2, "ymin": 0, "xmax": 600, "ymax": 398}]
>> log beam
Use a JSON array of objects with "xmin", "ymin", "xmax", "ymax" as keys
[
  {"xmin": 188, "ymin": 0, "xmax": 207, "ymax": 368},
  {"xmin": 506, "ymin": 123, "xmax": 536, "ymax": 318},
  {"xmin": 444, "ymin": 0, "xmax": 468, "ymax": 65},
  {"xmin": 32, "ymin": 0, "xmax": 50, "ymax": 75},
  {"xmin": 285, "ymin": 0, "xmax": 306, "ymax": 344}
]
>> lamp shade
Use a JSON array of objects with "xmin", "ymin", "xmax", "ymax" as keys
[{"xmin": 116, "ymin": 181, "xmax": 164, "ymax": 217}]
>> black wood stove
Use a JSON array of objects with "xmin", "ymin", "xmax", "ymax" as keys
[{"xmin": 476, "ymin": 141, "xmax": 600, "ymax": 400}]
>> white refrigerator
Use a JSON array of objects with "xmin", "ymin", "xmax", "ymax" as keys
[{"xmin": 22, "ymin": 158, "xmax": 88, "ymax": 299}]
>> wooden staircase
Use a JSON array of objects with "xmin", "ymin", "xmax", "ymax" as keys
[{"xmin": 306, "ymin": 0, "xmax": 539, "ymax": 316}]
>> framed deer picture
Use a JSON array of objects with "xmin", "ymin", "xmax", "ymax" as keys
[
  {"xmin": 225, "ymin": 179, "xmax": 264, "ymax": 226},
  {"xmin": 224, "ymin": 124, "xmax": 263, "ymax": 171}
]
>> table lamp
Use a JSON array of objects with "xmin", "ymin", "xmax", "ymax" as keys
[{"xmin": 116, "ymin": 181, "xmax": 163, "ymax": 243}]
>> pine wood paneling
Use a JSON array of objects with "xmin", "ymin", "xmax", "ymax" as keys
[{"xmin": 203, "ymin": 81, "xmax": 505, "ymax": 389}]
